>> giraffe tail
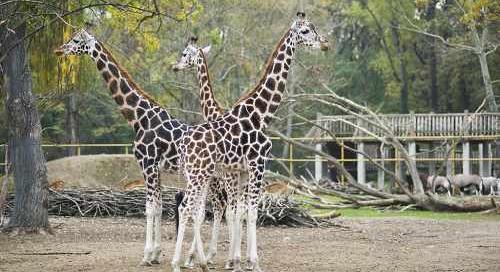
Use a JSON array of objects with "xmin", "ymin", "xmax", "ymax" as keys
[{"xmin": 174, "ymin": 190, "xmax": 185, "ymax": 236}]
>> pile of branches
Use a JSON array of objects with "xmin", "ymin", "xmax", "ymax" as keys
[
  {"xmin": 6, "ymin": 188, "xmax": 180, "ymax": 219},
  {"xmin": 257, "ymin": 196, "xmax": 332, "ymax": 227},
  {"xmin": 5, "ymin": 188, "xmax": 330, "ymax": 227}
]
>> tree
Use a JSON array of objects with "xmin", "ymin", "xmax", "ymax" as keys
[{"xmin": 1, "ymin": 6, "xmax": 50, "ymax": 233}]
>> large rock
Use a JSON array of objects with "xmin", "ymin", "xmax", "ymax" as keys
[{"xmin": 46, "ymin": 154, "xmax": 185, "ymax": 189}]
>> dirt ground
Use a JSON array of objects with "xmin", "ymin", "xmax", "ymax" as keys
[{"xmin": 1, "ymin": 216, "xmax": 499, "ymax": 272}]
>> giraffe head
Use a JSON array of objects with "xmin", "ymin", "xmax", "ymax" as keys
[
  {"xmin": 292, "ymin": 12, "xmax": 329, "ymax": 51},
  {"xmin": 172, "ymin": 36, "xmax": 211, "ymax": 71},
  {"xmin": 54, "ymin": 29, "xmax": 97, "ymax": 56}
]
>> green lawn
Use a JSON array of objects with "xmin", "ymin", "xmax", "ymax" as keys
[{"xmin": 294, "ymin": 194, "xmax": 500, "ymax": 221}]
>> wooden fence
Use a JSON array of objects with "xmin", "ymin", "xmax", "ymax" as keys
[{"xmin": 319, "ymin": 112, "xmax": 500, "ymax": 137}]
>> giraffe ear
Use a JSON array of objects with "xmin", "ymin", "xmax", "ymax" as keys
[{"xmin": 202, "ymin": 45, "xmax": 211, "ymax": 55}]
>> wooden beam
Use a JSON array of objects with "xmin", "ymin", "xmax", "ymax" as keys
[
  {"xmin": 357, "ymin": 142, "xmax": 366, "ymax": 184},
  {"xmin": 463, "ymin": 141, "xmax": 471, "ymax": 175}
]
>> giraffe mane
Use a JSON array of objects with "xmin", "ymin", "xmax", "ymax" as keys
[
  {"xmin": 233, "ymin": 29, "xmax": 291, "ymax": 106},
  {"xmin": 100, "ymin": 42, "xmax": 161, "ymax": 107},
  {"xmin": 199, "ymin": 49, "xmax": 224, "ymax": 113}
]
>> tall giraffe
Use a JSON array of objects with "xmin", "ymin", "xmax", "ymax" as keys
[
  {"xmin": 173, "ymin": 36, "xmax": 239, "ymax": 266},
  {"xmin": 172, "ymin": 12, "xmax": 328, "ymax": 272},
  {"xmin": 55, "ymin": 30, "xmax": 190, "ymax": 267}
]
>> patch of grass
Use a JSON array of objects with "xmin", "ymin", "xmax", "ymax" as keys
[
  {"xmin": 338, "ymin": 207, "xmax": 500, "ymax": 221},
  {"xmin": 293, "ymin": 194, "xmax": 500, "ymax": 221}
]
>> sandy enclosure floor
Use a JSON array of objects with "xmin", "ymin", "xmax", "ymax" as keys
[{"xmin": 1, "ymin": 216, "xmax": 499, "ymax": 272}]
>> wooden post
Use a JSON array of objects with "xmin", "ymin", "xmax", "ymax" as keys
[
  {"xmin": 463, "ymin": 141, "xmax": 470, "ymax": 175},
  {"xmin": 446, "ymin": 143, "xmax": 453, "ymax": 177},
  {"xmin": 395, "ymin": 148, "xmax": 402, "ymax": 186},
  {"xmin": 479, "ymin": 143, "xmax": 485, "ymax": 176},
  {"xmin": 487, "ymin": 142, "xmax": 493, "ymax": 177},
  {"xmin": 408, "ymin": 141, "xmax": 416, "ymax": 165},
  {"xmin": 357, "ymin": 142, "xmax": 366, "ymax": 184},
  {"xmin": 377, "ymin": 144, "xmax": 386, "ymax": 191},
  {"xmin": 428, "ymin": 142, "xmax": 436, "ymax": 175},
  {"xmin": 314, "ymin": 142, "xmax": 322, "ymax": 182}
]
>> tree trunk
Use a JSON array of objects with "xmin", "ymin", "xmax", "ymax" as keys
[
  {"xmin": 472, "ymin": 27, "xmax": 498, "ymax": 112},
  {"xmin": 1, "ymin": 22, "xmax": 51, "ymax": 234},
  {"xmin": 428, "ymin": 22, "xmax": 438, "ymax": 112},
  {"xmin": 471, "ymin": 27, "xmax": 499, "ymax": 176},
  {"xmin": 391, "ymin": 20, "xmax": 409, "ymax": 113},
  {"xmin": 65, "ymin": 90, "xmax": 79, "ymax": 156},
  {"xmin": 459, "ymin": 71, "xmax": 470, "ymax": 111}
]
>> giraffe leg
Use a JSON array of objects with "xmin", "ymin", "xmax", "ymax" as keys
[
  {"xmin": 140, "ymin": 164, "xmax": 160, "ymax": 266},
  {"xmin": 223, "ymin": 174, "xmax": 240, "ymax": 270},
  {"xmin": 230, "ymin": 200, "xmax": 244, "ymax": 272},
  {"xmin": 245, "ymin": 208, "xmax": 262, "ymax": 272},
  {"xmin": 183, "ymin": 238, "xmax": 197, "ymax": 269},
  {"xmin": 245, "ymin": 162, "xmax": 265, "ymax": 272},
  {"xmin": 207, "ymin": 177, "xmax": 226, "ymax": 265},
  {"xmin": 141, "ymin": 201, "xmax": 154, "ymax": 266},
  {"xmin": 224, "ymin": 204, "xmax": 235, "ymax": 270},
  {"xmin": 193, "ymin": 180, "xmax": 210, "ymax": 272},
  {"xmin": 207, "ymin": 202, "xmax": 222, "ymax": 265},
  {"xmin": 171, "ymin": 202, "xmax": 189, "ymax": 272},
  {"xmin": 151, "ymin": 194, "xmax": 162, "ymax": 264}
]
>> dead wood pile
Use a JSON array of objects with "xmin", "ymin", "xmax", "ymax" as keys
[{"xmin": 4, "ymin": 188, "xmax": 331, "ymax": 227}]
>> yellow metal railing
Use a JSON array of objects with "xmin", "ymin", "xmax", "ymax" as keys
[{"xmin": 1, "ymin": 137, "xmax": 500, "ymax": 177}]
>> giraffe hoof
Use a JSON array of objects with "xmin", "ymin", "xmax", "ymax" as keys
[
  {"xmin": 245, "ymin": 261, "xmax": 263, "ymax": 272},
  {"xmin": 181, "ymin": 262, "xmax": 195, "ymax": 269},
  {"xmin": 224, "ymin": 260, "xmax": 234, "ymax": 270},
  {"xmin": 150, "ymin": 259, "xmax": 160, "ymax": 265},
  {"xmin": 231, "ymin": 259, "xmax": 242, "ymax": 272},
  {"xmin": 182, "ymin": 256, "xmax": 196, "ymax": 269},
  {"xmin": 139, "ymin": 260, "xmax": 152, "ymax": 267},
  {"xmin": 201, "ymin": 263, "xmax": 210, "ymax": 272}
]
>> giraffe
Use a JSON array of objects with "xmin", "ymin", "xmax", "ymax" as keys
[
  {"xmin": 172, "ymin": 12, "xmax": 329, "ymax": 272},
  {"xmin": 172, "ymin": 36, "xmax": 239, "ymax": 267},
  {"xmin": 55, "ymin": 30, "xmax": 191, "ymax": 267}
]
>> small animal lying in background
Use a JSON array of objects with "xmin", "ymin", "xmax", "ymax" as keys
[
  {"xmin": 123, "ymin": 179, "xmax": 145, "ymax": 190},
  {"xmin": 264, "ymin": 181, "xmax": 293, "ymax": 198},
  {"xmin": 49, "ymin": 179, "xmax": 64, "ymax": 191}
]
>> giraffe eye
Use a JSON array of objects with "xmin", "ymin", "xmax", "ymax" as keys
[{"xmin": 301, "ymin": 29, "xmax": 310, "ymax": 35}]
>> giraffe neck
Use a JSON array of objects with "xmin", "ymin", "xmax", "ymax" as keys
[
  {"xmin": 235, "ymin": 29, "xmax": 297, "ymax": 127},
  {"xmin": 196, "ymin": 49, "xmax": 222, "ymax": 121},
  {"xmin": 88, "ymin": 42, "xmax": 168, "ymax": 128}
]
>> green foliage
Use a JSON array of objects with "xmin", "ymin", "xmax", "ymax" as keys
[{"xmin": 0, "ymin": 0, "xmax": 498, "ymax": 156}]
